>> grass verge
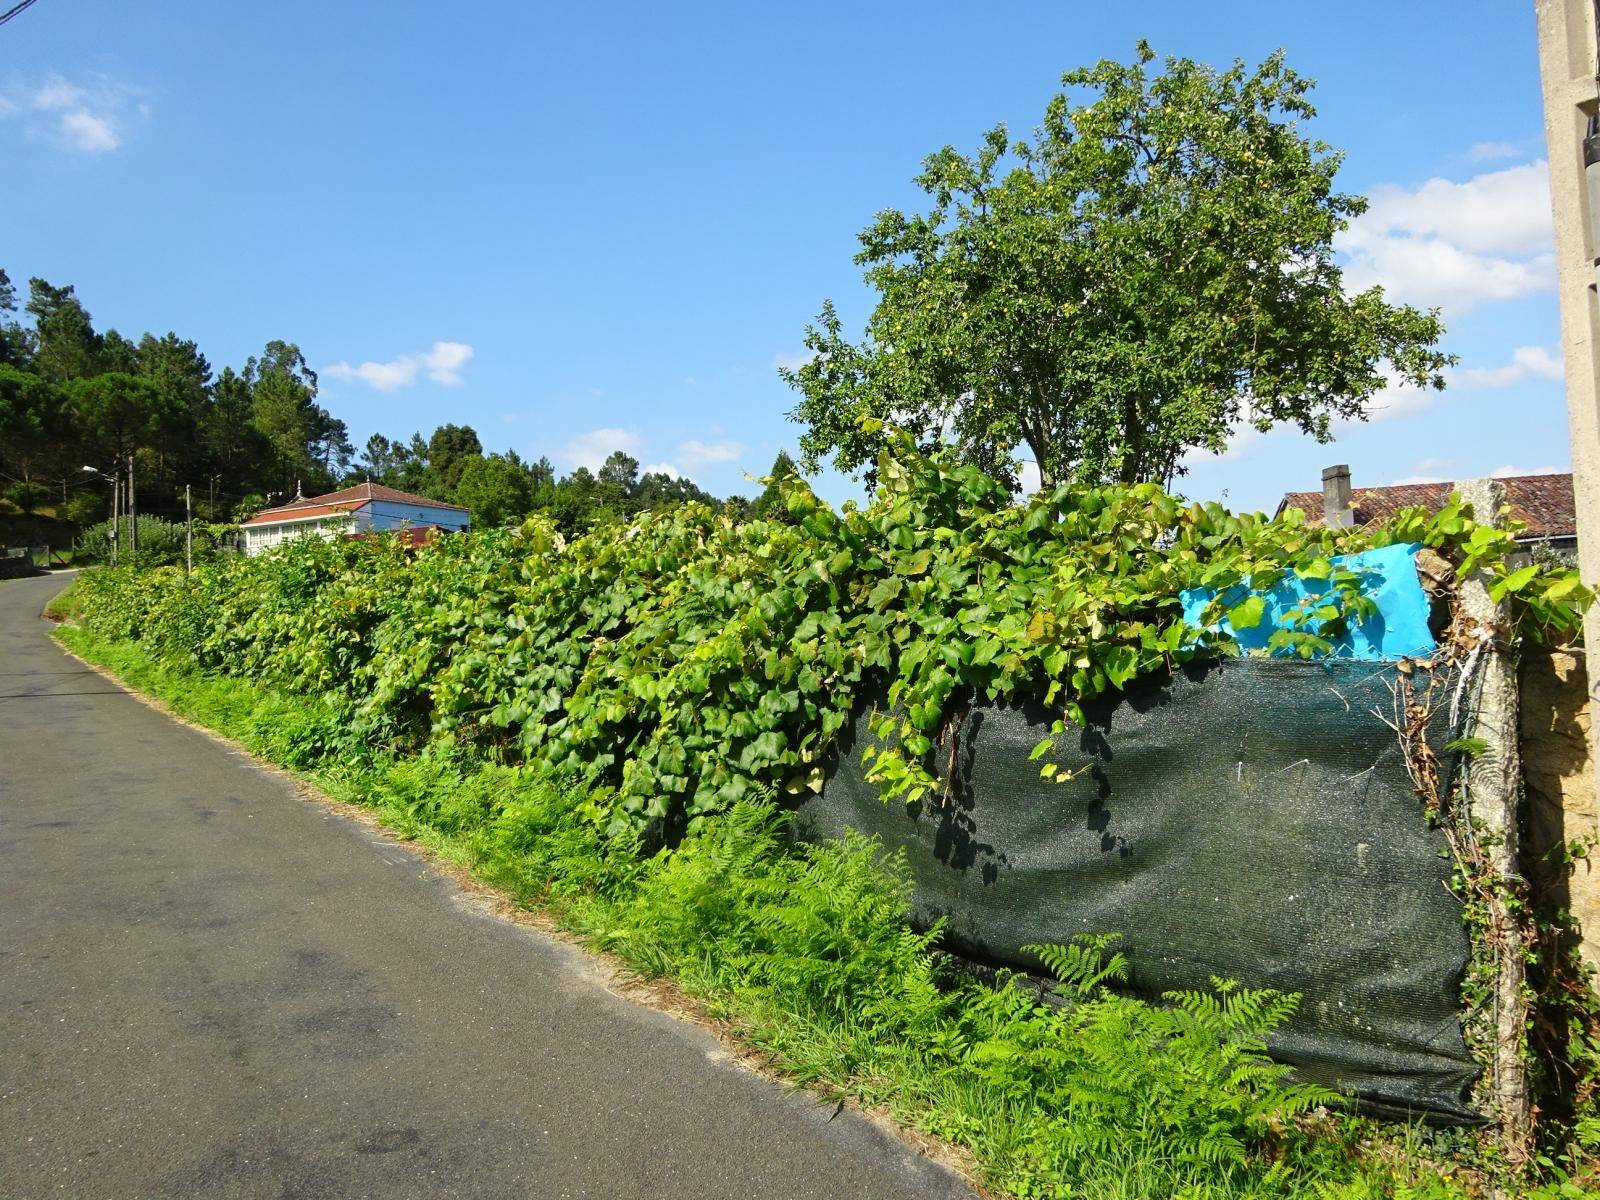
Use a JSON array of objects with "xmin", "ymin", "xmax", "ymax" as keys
[
  {"xmin": 39, "ymin": 575, "xmax": 85, "ymax": 623},
  {"xmin": 52, "ymin": 622, "xmax": 1559, "ymax": 1200}
]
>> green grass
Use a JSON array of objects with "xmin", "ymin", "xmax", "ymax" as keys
[
  {"xmin": 40, "ymin": 577, "xmax": 86, "ymax": 622},
  {"xmin": 53, "ymin": 623, "xmax": 1570, "ymax": 1200}
]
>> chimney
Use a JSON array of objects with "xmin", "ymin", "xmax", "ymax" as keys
[{"xmin": 1322, "ymin": 464, "xmax": 1354, "ymax": 529}]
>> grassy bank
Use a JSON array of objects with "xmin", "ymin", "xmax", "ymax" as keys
[{"xmin": 55, "ymin": 620, "xmax": 1515, "ymax": 1200}]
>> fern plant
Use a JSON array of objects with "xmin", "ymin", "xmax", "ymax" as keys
[{"xmin": 953, "ymin": 936, "xmax": 1339, "ymax": 1192}]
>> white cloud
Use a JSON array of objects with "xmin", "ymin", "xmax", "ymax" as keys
[
  {"xmin": 1455, "ymin": 344, "xmax": 1562, "ymax": 388},
  {"xmin": 1357, "ymin": 161, "xmax": 1552, "ymax": 254},
  {"xmin": 1178, "ymin": 421, "xmax": 1268, "ymax": 469},
  {"xmin": 328, "ymin": 358, "xmax": 415, "ymax": 390},
  {"xmin": 2, "ymin": 74, "xmax": 132, "ymax": 153},
  {"xmin": 773, "ymin": 351, "xmax": 816, "ymax": 373},
  {"xmin": 58, "ymin": 109, "xmax": 119, "ymax": 153},
  {"xmin": 642, "ymin": 462, "xmax": 681, "ymax": 478},
  {"xmin": 1185, "ymin": 339, "xmax": 1565, "ymax": 469},
  {"xmin": 1363, "ymin": 375, "xmax": 1442, "ymax": 423},
  {"xmin": 422, "ymin": 340, "xmax": 473, "ymax": 384},
  {"xmin": 1340, "ymin": 237, "xmax": 1551, "ymax": 313},
  {"xmin": 676, "ymin": 438, "xmax": 743, "ymax": 469},
  {"xmin": 560, "ymin": 427, "xmax": 640, "ymax": 472},
  {"xmin": 33, "ymin": 79, "xmax": 86, "ymax": 110},
  {"xmin": 324, "ymin": 340, "xmax": 475, "ymax": 391},
  {"xmin": 1337, "ymin": 160, "xmax": 1554, "ymax": 314},
  {"xmin": 1342, "ymin": 343, "xmax": 1562, "ymax": 429},
  {"xmin": 1467, "ymin": 140, "xmax": 1523, "ymax": 163},
  {"xmin": 1490, "ymin": 463, "xmax": 1564, "ymax": 478}
]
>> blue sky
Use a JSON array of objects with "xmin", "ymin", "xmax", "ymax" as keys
[{"xmin": 0, "ymin": 0, "xmax": 1570, "ymax": 513}]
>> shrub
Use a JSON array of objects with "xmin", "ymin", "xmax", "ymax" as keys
[
  {"xmin": 70, "ymin": 433, "xmax": 1589, "ymax": 840},
  {"xmin": 77, "ymin": 515, "xmax": 187, "ymax": 567}
]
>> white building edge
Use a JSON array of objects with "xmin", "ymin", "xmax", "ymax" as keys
[{"xmin": 240, "ymin": 482, "xmax": 469, "ymax": 556}]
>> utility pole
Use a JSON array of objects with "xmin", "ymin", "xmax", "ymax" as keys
[
  {"xmin": 127, "ymin": 453, "xmax": 138, "ymax": 558},
  {"xmin": 1534, "ymin": 0, "xmax": 1600, "ymax": 812},
  {"xmin": 110, "ymin": 470, "xmax": 119, "ymax": 567},
  {"xmin": 185, "ymin": 483, "xmax": 193, "ymax": 575}
]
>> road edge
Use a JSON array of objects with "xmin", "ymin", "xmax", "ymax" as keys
[{"xmin": 43, "ymin": 617, "xmax": 988, "ymax": 1198}]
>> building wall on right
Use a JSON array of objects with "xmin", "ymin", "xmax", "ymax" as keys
[{"xmin": 1522, "ymin": 648, "xmax": 1600, "ymax": 967}]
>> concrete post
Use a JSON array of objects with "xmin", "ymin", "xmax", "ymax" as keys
[
  {"xmin": 1458, "ymin": 478, "xmax": 1533, "ymax": 1165},
  {"xmin": 1535, "ymin": 0, "xmax": 1600, "ymax": 810}
]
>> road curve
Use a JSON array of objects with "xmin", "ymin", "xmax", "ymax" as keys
[{"xmin": 0, "ymin": 571, "xmax": 972, "ymax": 1200}]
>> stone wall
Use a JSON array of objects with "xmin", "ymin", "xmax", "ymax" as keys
[{"xmin": 1521, "ymin": 648, "xmax": 1600, "ymax": 966}]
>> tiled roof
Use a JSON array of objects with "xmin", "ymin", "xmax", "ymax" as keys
[
  {"xmin": 1275, "ymin": 473, "xmax": 1576, "ymax": 540},
  {"xmin": 241, "ymin": 502, "xmax": 366, "ymax": 527},
  {"xmin": 242, "ymin": 481, "xmax": 468, "ymax": 527}
]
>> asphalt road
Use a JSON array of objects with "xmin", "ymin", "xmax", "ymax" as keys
[{"xmin": 0, "ymin": 572, "xmax": 971, "ymax": 1200}]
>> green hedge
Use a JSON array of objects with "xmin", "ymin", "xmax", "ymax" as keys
[{"xmin": 72, "ymin": 435, "xmax": 1586, "ymax": 837}]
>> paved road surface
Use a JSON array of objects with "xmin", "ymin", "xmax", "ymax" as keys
[{"xmin": 0, "ymin": 572, "xmax": 971, "ymax": 1200}]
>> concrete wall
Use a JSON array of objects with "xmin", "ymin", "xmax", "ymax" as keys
[
  {"xmin": 1522, "ymin": 647, "xmax": 1600, "ymax": 966},
  {"xmin": 1535, "ymin": 0, "xmax": 1600, "ymax": 824}
]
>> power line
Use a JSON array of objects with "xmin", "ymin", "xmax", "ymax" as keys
[{"xmin": 0, "ymin": 0, "xmax": 42, "ymax": 28}]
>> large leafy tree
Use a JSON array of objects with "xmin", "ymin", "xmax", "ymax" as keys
[
  {"xmin": 425, "ymin": 423, "xmax": 483, "ymax": 497},
  {"xmin": 64, "ymin": 372, "xmax": 187, "ymax": 469},
  {"xmin": 453, "ymin": 452, "xmax": 537, "ymax": 527},
  {"xmin": 355, "ymin": 433, "xmax": 411, "ymax": 482},
  {"xmin": 636, "ymin": 469, "xmax": 714, "ymax": 510},
  {"xmin": 246, "ymin": 341, "xmax": 352, "ymax": 494},
  {"xmin": 0, "ymin": 270, "xmax": 32, "ymax": 367},
  {"xmin": 199, "ymin": 367, "xmax": 272, "ymax": 502},
  {"xmin": 783, "ymin": 44, "xmax": 1451, "ymax": 491},
  {"xmin": 26, "ymin": 278, "xmax": 104, "ymax": 384},
  {"xmin": 0, "ymin": 366, "xmax": 66, "ymax": 489}
]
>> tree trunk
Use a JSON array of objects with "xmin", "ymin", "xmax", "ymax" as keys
[
  {"xmin": 1024, "ymin": 430, "xmax": 1054, "ymax": 493},
  {"xmin": 1119, "ymin": 395, "xmax": 1145, "ymax": 483}
]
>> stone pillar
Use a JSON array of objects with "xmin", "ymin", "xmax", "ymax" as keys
[
  {"xmin": 1459, "ymin": 478, "xmax": 1532, "ymax": 1165},
  {"xmin": 1534, "ymin": 0, "xmax": 1600, "ymax": 813}
]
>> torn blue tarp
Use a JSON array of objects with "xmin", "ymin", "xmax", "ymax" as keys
[{"xmin": 1179, "ymin": 542, "xmax": 1436, "ymax": 661}]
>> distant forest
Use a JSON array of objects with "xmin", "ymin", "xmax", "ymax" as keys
[{"xmin": 0, "ymin": 268, "xmax": 791, "ymax": 537}]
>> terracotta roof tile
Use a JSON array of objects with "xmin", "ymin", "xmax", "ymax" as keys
[
  {"xmin": 245, "ymin": 481, "xmax": 469, "ymax": 526},
  {"xmin": 241, "ymin": 501, "xmax": 367, "ymax": 527},
  {"xmin": 1275, "ymin": 473, "xmax": 1576, "ymax": 540}
]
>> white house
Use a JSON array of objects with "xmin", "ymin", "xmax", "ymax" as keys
[{"xmin": 240, "ymin": 482, "xmax": 470, "ymax": 557}]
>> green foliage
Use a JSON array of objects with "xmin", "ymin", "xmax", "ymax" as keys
[
  {"xmin": 71, "ymin": 431, "xmax": 1592, "ymax": 835},
  {"xmin": 4, "ymin": 479, "xmax": 49, "ymax": 513},
  {"xmin": 750, "ymin": 450, "xmax": 800, "ymax": 523},
  {"xmin": 784, "ymin": 44, "xmax": 1449, "ymax": 491},
  {"xmin": 76, "ymin": 515, "xmax": 191, "ymax": 568},
  {"xmin": 953, "ymin": 943, "xmax": 1335, "ymax": 1189},
  {"xmin": 452, "ymin": 452, "xmax": 537, "ymax": 527}
]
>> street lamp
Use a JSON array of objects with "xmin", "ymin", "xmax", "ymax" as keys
[{"xmin": 81, "ymin": 465, "xmax": 118, "ymax": 566}]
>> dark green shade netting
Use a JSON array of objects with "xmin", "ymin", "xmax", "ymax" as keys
[{"xmin": 800, "ymin": 657, "xmax": 1478, "ymax": 1121}]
